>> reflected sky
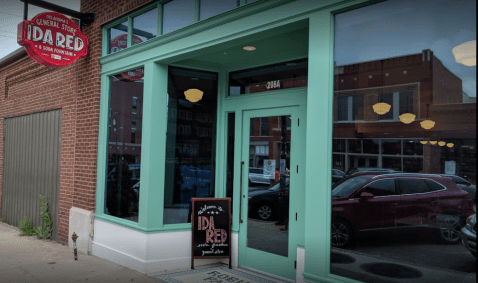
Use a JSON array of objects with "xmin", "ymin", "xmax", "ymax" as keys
[{"xmin": 335, "ymin": 0, "xmax": 476, "ymax": 97}]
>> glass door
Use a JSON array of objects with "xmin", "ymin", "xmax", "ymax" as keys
[{"xmin": 239, "ymin": 107, "xmax": 300, "ymax": 280}]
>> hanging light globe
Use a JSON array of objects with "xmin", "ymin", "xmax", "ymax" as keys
[
  {"xmin": 429, "ymin": 141, "xmax": 437, "ymax": 145},
  {"xmin": 438, "ymin": 141, "xmax": 446, "ymax": 146},
  {"xmin": 446, "ymin": 143, "xmax": 454, "ymax": 148},
  {"xmin": 399, "ymin": 113, "xmax": 416, "ymax": 124},
  {"xmin": 373, "ymin": 102, "xmax": 391, "ymax": 115},
  {"xmin": 184, "ymin": 88, "xmax": 204, "ymax": 103},
  {"xmin": 420, "ymin": 120, "xmax": 435, "ymax": 130},
  {"xmin": 452, "ymin": 40, "xmax": 476, "ymax": 66},
  {"xmin": 420, "ymin": 141, "xmax": 428, "ymax": 145}
]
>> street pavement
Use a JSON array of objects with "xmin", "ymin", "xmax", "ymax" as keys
[{"xmin": 0, "ymin": 222, "xmax": 162, "ymax": 283}]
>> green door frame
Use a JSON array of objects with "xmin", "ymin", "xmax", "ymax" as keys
[{"xmin": 239, "ymin": 105, "xmax": 303, "ymax": 280}]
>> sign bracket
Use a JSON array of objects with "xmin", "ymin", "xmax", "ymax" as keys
[{"xmin": 21, "ymin": 0, "xmax": 95, "ymax": 29}]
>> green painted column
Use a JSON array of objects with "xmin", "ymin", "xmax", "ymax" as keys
[
  {"xmin": 303, "ymin": 11, "xmax": 334, "ymax": 282},
  {"xmin": 138, "ymin": 62, "xmax": 169, "ymax": 229}
]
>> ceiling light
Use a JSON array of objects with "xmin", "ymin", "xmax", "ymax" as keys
[
  {"xmin": 409, "ymin": 141, "xmax": 414, "ymax": 143},
  {"xmin": 429, "ymin": 141, "xmax": 437, "ymax": 145},
  {"xmin": 420, "ymin": 141, "xmax": 428, "ymax": 145},
  {"xmin": 446, "ymin": 143, "xmax": 454, "ymax": 148},
  {"xmin": 438, "ymin": 141, "xmax": 446, "ymax": 146},
  {"xmin": 184, "ymin": 88, "xmax": 203, "ymax": 103},
  {"xmin": 420, "ymin": 120, "xmax": 435, "ymax": 130},
  {"xmin": 243, "ymin": 46, "xmax": 256, "ymax": 51},
  {"xmin": 373, "ymin": 102, "xmax": 391, "ymax": 115},
  {"xmin": 452, "ymin": 40, "xmax": 476, "ymax": 66},
  {"xmin": 399, "ymin": 113, "xmax": 416, "ymax": 124}
]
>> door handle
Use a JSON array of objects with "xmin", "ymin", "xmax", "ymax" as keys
[{"xmin": 239, "ymin": 161, "xmax": 245, "ymax": 224}]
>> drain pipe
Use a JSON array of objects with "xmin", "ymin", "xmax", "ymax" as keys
[{"xmin": 72, "ymin": 232, "xmax": 78, "ymax": 260}]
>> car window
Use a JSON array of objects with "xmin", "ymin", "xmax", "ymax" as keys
[
  {"xmin": 345, "ymin": 168, "xmax": 358, "ymax": 175},
  {"xmin": 332, "ymin": 176, "xmax": 371, "ymax": 197},
  {"xmin": 398, "ymin": 178, "xmax": 430, "ymax": 194},
  {"xmin": 451, "ymin": 176, "xmax": 468, "ymax": 185},
  {"xmin": 361, "ymin": 178, "xmax": 397, "ymax": 197},
  {"xmin": 424, "ymin": 179, "xmax": 445, "ymax": 192}
]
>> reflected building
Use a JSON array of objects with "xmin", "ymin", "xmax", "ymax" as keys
[{"xmin": 332, "ymin": 49, "xmax": 476, "ymax": 183}]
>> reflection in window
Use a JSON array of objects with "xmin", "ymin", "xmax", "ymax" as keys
[
  {"xmin": 347, "ymin": 139, "xmax": 361, "ymax": 153},
  {"xmin": 260, "ymin": 117, "xmax": 269, "ymax": 136},
  {"xmin": 108, "ymin": 21, "xmax": 128, "ymax": 54},
  {"xmin": 379, "ymin": 93, "xmax": 394, "ymax": 120},
  {"xmin": 381, "ymin": 139, "xmax": 401, "ymax": 155},
  {"xmin": 132, "ymin": 8, "xmax": 158, "ymax": 44},
  {"xmin": 163, "ymin": 67, "xmax": 218, "ymax": 225},
  {"xmin": 162, "ymin": 0, "xmax": 195, "ymax": 35},
  {"xmin": 105, "ymin": 68, "xmax": 144, "ymax": 222},
  {"xmin": 199, "ymin": 0, "xmax": 238, "ymax": 20}
]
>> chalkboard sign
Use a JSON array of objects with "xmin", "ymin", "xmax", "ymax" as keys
[{"xmin": 191, "ymin": 198, "xmax": 231, "ymax": 269}]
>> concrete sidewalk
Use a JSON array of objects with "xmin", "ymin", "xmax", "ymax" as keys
[{"xmin": 0, "ymin": 222, "xmax": 162, "ymax": 283}]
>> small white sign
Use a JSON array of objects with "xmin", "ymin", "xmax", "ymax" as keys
[
  {"xmin": 263, "ymin": 159, "xmax": 275, "ymax": 179},
  {"xmin": 444, "ymin": 160, "xmax": 456, "ymax": 175}
]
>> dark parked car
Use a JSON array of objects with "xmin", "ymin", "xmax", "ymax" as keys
[
  {"xmin": 332, "ymin": 169, "xmax": 345, "ymax": 184},
  {"xmin": 461, "ymin": 214, "xmax": 476, "ymax": 258},
  {"xmin": 331, "ymin": 173, "xmax": 475, "ymax": 248},
  {"xmin": 441, "ymin": 174, "xmax": 476, "ymax": 203},
  {"xmin": 248, "ymin": 178, "xmax": 290, "ymax": 220},
  {"xmin": 344, "ymin": 167, "xmax": 396, "ymax": 178}
]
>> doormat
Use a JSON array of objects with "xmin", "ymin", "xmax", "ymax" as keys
[{"xmin": 152, "ymin": 265, "xmax": 288, "ymax": 283}]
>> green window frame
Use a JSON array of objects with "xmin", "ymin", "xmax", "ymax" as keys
[{"xmin": 102, "ymin": 0, "xmax": 255, "ymax": 56}]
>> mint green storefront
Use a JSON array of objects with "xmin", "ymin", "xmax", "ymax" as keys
[{"xmin": 93, "ymin": 1, "xmax": 381, "ymax": 282}]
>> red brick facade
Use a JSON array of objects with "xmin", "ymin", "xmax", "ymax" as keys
[{"xmin": 0, "ymin": 0, "xmax": 154, "ymax": 244}]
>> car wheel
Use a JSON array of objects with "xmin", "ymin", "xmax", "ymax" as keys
[
  {"xmin": 257, "ymin": 204, "xmax": 273, "ymax": 220},
  {"xmin": 331, "ymin": 219, "xmax": 353, "ymax": 248},
  {"xmin": 435, "ymin": 216, "xmax": 462, "ymax": 244}
]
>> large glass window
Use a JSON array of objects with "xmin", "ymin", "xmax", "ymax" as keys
[
  {"xmin": 105, "ymin": 68, "xmax": 144, "ymax": 222},
  {"xmin": 331, "ymin": 0, "xmax": 476, "ymax": 281},
  {"xmin": 163, "ymin": 67, "xmax": 218, "ymax": 225},
  {"xmin": 108, "ymin": 21, "xmax": 128, "ymax": 54},
  {"xmin": 132, "ymin": 8, "xmax": 158, "ymax": 44},
  {"xmin": 162, "ymin": 0, "xmax": 195, "ymax": 35},
  {"xmin": 199, "ymin": 0, "xmax": 238, "ymax": 20}
]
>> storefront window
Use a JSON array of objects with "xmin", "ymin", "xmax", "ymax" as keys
[
  {"xmin": 162, "ymin": 0, "xmax": 195, "ymax": 35},
  {"xmin": 163, "ymin": 67, "xmax": 218, "ymax": 225},
  {"xmin": 132, "ymin": 8, "xmax": 158, "ymax": 44},
  {"xmin": 199, "ymin": 0, "xmax": 238, "ymax": 20},
  {"xmin": 108, "ymin": 21, "xmax": 128, "ymax": 54},
  {"xmin": 105, "ymin": 68, "xmax": 144, "ymax": 222},
  {"xmin": 331, "ymin": 0, "xmax": 476, "ymax": 281}
]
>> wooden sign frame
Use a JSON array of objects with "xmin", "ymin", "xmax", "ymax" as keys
[{"xmin": 191, "ymin": 197, "xmax": 232, "ymax": 269}]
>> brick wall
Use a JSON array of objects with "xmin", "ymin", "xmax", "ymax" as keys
[{"xmin": 0, "ymin": 0, "xmax": 154, "ymax": 244}]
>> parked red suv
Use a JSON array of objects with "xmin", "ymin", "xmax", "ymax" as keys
[{"xmin": 331, "ymin": 173, "xmax": 475, "ymax": 248}]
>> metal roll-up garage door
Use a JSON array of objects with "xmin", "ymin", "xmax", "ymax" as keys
[{"xmin": 2, "ymin": 110, "xmax": 61, "ymax": 240}]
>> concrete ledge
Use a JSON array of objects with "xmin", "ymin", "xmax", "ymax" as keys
[{"xmin": 69, "ymin": 207, "xmax": 94, "ymax": 254}]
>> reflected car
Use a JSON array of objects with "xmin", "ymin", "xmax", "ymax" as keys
[
  {"xmin": 344, "ymin": 167, "xmax": 397, "ymax": 178},
  {"xmin": 461, "ymin": 214, "xmax": 476, "ymax": 258},
  {"xmin": 331, "ymin": 173, "xmax": 475, "ymax": 248},
  {"xmin": 332, "ymin": 169, "xmax": 345, "ymax": 184},
  {"xmin": 441, "ymin": 174, "xmax": 476, "ymax": 203},
  {"xmin": 248, "ymin": 178, "xmax": 290, "ymax": 220},
  {"xmin": 249, "ymin": 167, "xmax": 272, "ymax": 185}
]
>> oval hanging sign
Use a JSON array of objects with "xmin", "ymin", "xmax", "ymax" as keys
[{"xmin": 17, "ymin": 12, "xmax": 88, "ymax": 67}]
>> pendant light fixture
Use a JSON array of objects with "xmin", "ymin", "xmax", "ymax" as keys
[
  {"xmin": 420, "ymin": 141, "xmax": 428, "ymax": 145},
  {"xmin": 399, "ymin": 113, "xmax": 416, "ymax": 124},
  {"xmin": 446, "ymin": 143, "xmax": 454, "ymax": 148},
  {"xmin": 429, "ymin": 141, "xmax": 437, "ymax": 145},
  {"xmin": 452, "ymin": 40, "xmax": 476, "ymax": 66},
  {"xmin": 438, "ymin": 141, "xmax": 446, "ymax": 146},
  {"xmin": 184, "ymin": 88, "xmax": 204, "ymax": 103},
  {"xmin": 373, "ymin": 102, "xmax": 391, "ymax": 115},
  {"xmin": 420, "ymin": 120, "xmax": 435, "ymax": 130}
]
